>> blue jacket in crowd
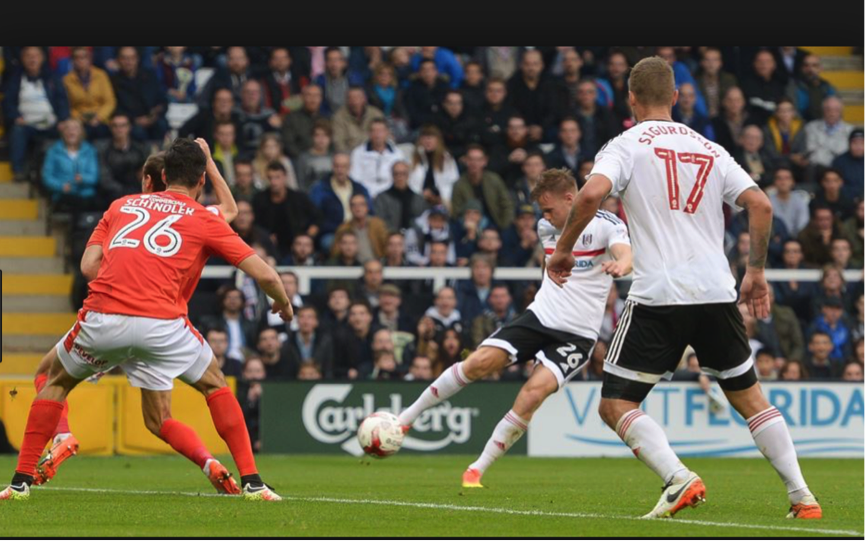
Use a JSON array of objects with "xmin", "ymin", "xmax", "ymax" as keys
[
  {"xmin": 41, "ymin": 140, "xmax": 99, "ymax": 201},
  {"xmin": 309, "ymin": 177, "xmax": 372, "ymax": 236}
]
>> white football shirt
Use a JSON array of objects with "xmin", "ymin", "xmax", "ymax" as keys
[
  {"xmin": 529, "ymin": 213, "xmax": 630, "ymax": 340},
  {"xmin": 590, "ymin": 120, "xmax": 756, "ymax": 306}
]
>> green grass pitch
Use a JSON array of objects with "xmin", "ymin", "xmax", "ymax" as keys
[{"xmin": 0, "ymin": 455, "xmax": 861, "ymax": 537}]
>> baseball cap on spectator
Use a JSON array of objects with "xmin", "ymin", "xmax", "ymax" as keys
[
  {"xmin": 380, "ymin": 284, "xmax": 402, "ymax": 297},
  {"xmin": 430, "ymin": 205, "xmax": 449, "ymax": 218},
  {"xmin": 517, "ymin": 204, "xmax": 535, "ymax": 216},
  {"xmin": 464, "ymin": 200, "xmax": 483, "ymax": 214},
  {"xmin": 850, "ymin": 128, "xmax": 864, "ymax": 143}
]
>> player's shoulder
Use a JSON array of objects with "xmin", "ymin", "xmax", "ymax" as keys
[{"xmin": 594, "ymin": 209, "xmax": 625, "ymax": 227}]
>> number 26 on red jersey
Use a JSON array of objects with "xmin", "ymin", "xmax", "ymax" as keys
[{"xmin": 109, "ymin": 206, "xmax": 183, "ymax": 257}]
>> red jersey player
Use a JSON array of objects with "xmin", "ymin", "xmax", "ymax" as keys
[{"xmin": 3, "ymin": 138, "xmax": 290, "ymax": 502}]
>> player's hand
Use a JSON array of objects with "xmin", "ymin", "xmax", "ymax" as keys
[
  {"xmin": 546, "ymin": 249, "xmax": 574, "ymax": 288},
  {"xmin": 601, "ymin": 260, "xmax": 628, "ymax": 278},
  {"xmin": 194, "ymin": 138, "xmax": 213, "ymax": 162},
  {"xmin": 739, "ymin": 269, "xmax": 771, "ymax": 319},
  {"xmin": 272, "ymin": 299, "xmax": 294, "ymax": 322}
]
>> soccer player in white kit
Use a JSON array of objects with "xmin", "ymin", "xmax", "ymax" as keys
[
  {"xmin": 547, "ymin": 56, "xmax": 820, "ymax": 520},
  {"xmin": 397, "ymin": 168, "xmax": 632, "ymax": 488}
]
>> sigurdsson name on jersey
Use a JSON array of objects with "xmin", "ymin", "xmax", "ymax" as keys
[
  {"xmin": 634, "ymin": 123, "xmax": 722, "ymax": 158},
  {"xmin": 124, "ymin": 195, "xmax": 196, "ymax": 215}
]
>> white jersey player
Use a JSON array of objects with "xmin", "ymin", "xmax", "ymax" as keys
[
  {"xmin": 547, "ymin": 56, "xmax": 820, "ymax": 520},
  {"xmin": 397, "ymin": 168, "xmax": 632, "ymax": 488}
]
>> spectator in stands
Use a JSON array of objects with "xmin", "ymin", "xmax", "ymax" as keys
[
  {"xmin": 768, "ymin": 167, "xmax": 810, "ymax": 237},
  {"xmin": 554, "ymin": 48, "xmax": 586, "ymax": 112},
  {"xmin": 475, "ymin": 47, "xmax": 520, "ymax": 81},
  {"xmin": 97, "ymin": 112, "xmax": 148, "ymax": 200},
  {"xmin": 316, "ymin": 47, "xmax": 354, "ymax": 115},
  {"xmin": 805, "ymin": 96, "xmax": 854, "ymax": 167},
  {"xmin": 408, "ymin": 125, "xmax": 460, "ymax": 208},
  {"xmin": 729, "ymin": 231, "xmax": 751, "ymax": 281},
  {"xmin": 405, "ymin": 206, "xmax": 455, "ymax": 267},
  {"xmin": 507, "ymin": 50, "xmax": 560, "ymax": 142},
  {"xmin": 811, "ymin": 169, "xmax": 855, "ymax": 220},
  {"xmin": 231, "ymin": 159, "xmax": 260, "ymax": 203},
  {"xmin": 711, "ymin": 86, "xmax": 750, "ymax": 153},
  {"xmin": 809, "ymin": 296, "xmax": 852, "ymax": 363},
  {"xmin": 841, "ymin": 200, "xmax": 863, "ymax": 268},
  {"xmin": 452, "ymin": 145, "xmax": 514, "ymax": 230},
  {"xmin": 261, "ymin": 47, "xmax": 306, "ymax": 116},
  {"xmin": 231, "ymin": 200, "xmax": 278, "ymax": 261},
  {"xmin": 326, "ymin": 230, "xmax": 362, "ymax": 271},
  {"xmin": 434, "ymin": 328, "xmax": 466, "ymax": 374},
  {"xmin": 4, "ymin": 46, "xmax": 69, "ymax": 180},
  {"xmin": 179, "ymin": 87, "xmax": 240, "ymax": 147},
  {"xmin": 763, "ymin": 98, "xmax": 808, "ymax": 175},
  {"xmin": 741, "ymin": 49, "xmax": 787, "ymax": 125},
  {"xmin": 425, "ymin": 286, "xmax": 464, "ymax": 336},
  {"xmin": 370, "ymin": 350, "xmax": 400, "ymax": 381},
  {"xmin": 354, "ymin": 259, "xmax": 385, "ymax": 308},
  {"xmin": 806, "ymin": 331, "xmax": 840, "ymax": 379},
  {"xmin": 286, "ymin": 306, "xmax": 334, "ymax": 378},
  {"xmin": 695, "ymin": 47, "xmax": 737, "ymax": 119},
  {"xmin": 774, "ymin": 47, "xmax": 807, "ymax": 84},
  {"xmin": 755, "ymin": 349, "xmax": 778, "ymax": 381},
  {"xmin": 200, "ymin": 46, "xmax": 252, "ymax": 105},
  {"xmin": 811, "ymin": 264, "xmax": 849, "ymax": 318},
  {"xmin": 656, "ymin": 47, "xmax": 707, "ymax": 117},
  {"xmin": 256, "ymin": 328, "xmax": 298, "ymax": 380},
  {"xmin": 284, "ymin": 233, "xmax": 316, "ymax": 267},
  {"xmin": 830, "ymin": 238, "xmax": 854, "ymax": 270},
  {"xmin": 41, "ymin": 118, "xmax": 99, "ymax": 209},
  {"xmin": 206, "ymin": 327, "xmax": 243, "ymax": 379},
  {"xmin": 366, "ymin": 63, "xmax": 408, "ymax": 129},
  {"xmin": 573, "ymin": 79, "xmax": 617, "ymax": 157},
  {"xmin": 479, "ymin": 77, "xmax": 516, "ymax": 150},
  {"xmin": 774, "ymin": 242, "xmax": 814, "ymax": 322},
  {"xmin": 310, "ymin": 153, "xmax": 372, "ymax": 250},
  {"xmin": 470, "ymin": 283, "xmax": 516, "ymax": 348},
  {"xmin": 375, "ymin": 284, "xmax": 414, "ymax": 333},
  {"xmin": 252, "ymin": 161, "xmax": 319, "ymax": 257},
  {"xmin": 451, "ymin": 199, "xmax": 486, "ymax": 263},
  {"xmin": 735, "ymin": 124, "xmax": 774, "ymax": 187},
  {"xmin": 235, "ymin": 79, "xmax": 280, "ymax": 153},
  {"xmin": 673, "ymin": 82, "xmax": 714, "ymax": 140},
  {"xmin": 377, "ymin": 161, "xmax": 428, "ymax": 232},
  {"xmin": 202, "ymin": 286, "xmax": 256, "ymax": 361},
  {"xmin": 434, "ymin": 89, "xmax": 479, "ymax": 160},
  {"xmin": 63, "ymin": 47, "xmax": 116, "ymax": 139},
  {"xmin": 382, "ymin": 232, "xmax": 409, "ymax": 268},
  {"xmin": 259, "ymin": 271, "xmax": 305, "ymax": 336},
  {"xmin": 768, "ymin": 287, "xmax": 806, "ymax": 364},
  {"xmin": 410, "ymin": 47, "xmax": 463, "ymax": 89},
  {"xmin": 404, "ymin": 355, "xmax": 435, "ymax": 381},
  {"xmin": 207, "ymin": 120, "xmax": 238, "ymax": 186},
  {"xmin": 332, "ymin": 193, "xmax": 388, "ymax": 263},
  {"xmin": 798, "ymin": 206, "xmax": 839, "ymax": 266},
  {"xmin": 282, "ymin": 84, "xmax": 324, "ymax": 159},
  {"xmin": 111, "ymin": 46, "xmax": 166, "ymax": 142},
  {"xmin": 512, "ymin": 151, "xmax": 545, "ymax": 211},
  {"xmin": 598, "ymin": 50, "xmax": 632, "ymax": 130},
  {"xmin": 298, "ymin": 363, "xmax": 323, "ymax": 381},
  {"xmin": 154, "ymin": 46, "xmax": 201, "ymax": 104},
  {"xmin": 322, "ymin": 287, "xmax": 352, "ymax": 332},
  {"xmin": 789, "ymin": 54, "xmax": 836, "ymax": 122},
  {"xmin": 457, "ymin": 254, "xmax": 497, "ymax": 324},
  {"xmin": 237, "ymin": 356, "xmax": 265, "ymax": 451},
  {"xmin": 405, "ymin": 59, "xmax": 449, "ymax": 130},
  {"xmin": 332, "ymin": 86, "xmax": 384, "ymax": 153},
  {"xmin": 842, "ymin": 361, "xmax": 863, "ymax": 382},
  {"xmin": 295, "ymin": 119, "xmax": 334, "ymax": 192},
  {"xmin": 544, "ymin": 117, "xmax": 583, "ymax": 173},
  {"xmin": 252, "ymin": 133, "xmax": 297, "ymax": 189},
  {"xmin": 334, "ymin": 302, "xmax": 380, "ymax": 379},
  {"xmin": 349, "ymin": 119, "xmax": 404, "ymax": 197},
  {"xmin": 779, "ymin": 359, "xmax": 808, "ymax": 381},
  {"xmin": 488, "ymin": 114, "xmax": 541, "ymax": 186},
  {"xmin": 854, "ymin": 300, "xmax": 864, "ymax": 343},
  {"xmin": 460, "ymin": 61, "xmax": 486, "ymax": 115},
  {"xmin": 501, "ymin": 205, "xmax": 541, "ymax": 267},
  {"xmin": 475, "ymin": 227, "xmax": 504, "ymax": 267},
  {"xmin": 833, "ymin": 129, "xmax": 864, "ymax": 199}
]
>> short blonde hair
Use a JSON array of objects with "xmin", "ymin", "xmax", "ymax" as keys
[
  {"xmin": 530, "ymin": 168, "xmax": 577, "ymax": 201},
  {"xmin": 629, "ymin": 56, "xmax": 675, "ymax": 107}
]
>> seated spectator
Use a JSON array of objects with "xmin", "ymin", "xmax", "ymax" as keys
[
  {"xmin": 211, "ymin": 121, "xmax": 239, "ymax": 187},
  {"xmin": 375, "ymin": 283, "xmax": 414, "ymax": 333},
  {"xmin": 295, "ymin": 119, "xmax": 334, "ymax": 192},
  {"xmin": 316, "ymin": 47, "xmax": 358, "ymax": 116},
  {"xmin": 382, "ymin": 232, "xmax": 409, "ymax": 269},
  {"xmin": 841, "ymin": 200, "xmax": 863, "ymax": 269},
  {"xmin": 298, "ymin": 362, "xmax": 323, "ymax": 381},
  {"xmin": 367, "ymin": 62, "xmax": 408, "ymax": 121},
  {"xmin": 789, "ymin": 54, "xmax": 837, "ymax": 122},
  {"xmin": 425, "ymin": 286, "xmax": 464, "ymax": 337},
  {"xmin": 457, "ymin": 254, "xmax": 497, "ymax": 324},
  {"xmin": 261, "ymin": 47, "xmax": 307, "ymax": 116},
  {"xmin": 332, "ymin": 86, "xmax": 384, "ymax": 153},
  {"xmin": 741, "ymin": 49, "xmax": 787, "ymax": 125},
  {"xmin": 695, "ymin": 47, "xmax": 737, "ymax": 119},
  {"xmin": 811, "ymin": 169, "xmax": 855, "ymax": 221},
  {"xmin": 768, "ymin": 167, "xmax": 810, "ymax": 237},
  {"xmin": 808, "ymin": 297, "xmax": 852, "ymax": 363},
  {"xmin": 154, "ymin": 46, "xmax": 201, "ymax": 104},
  {"xmin": 206, "ymin": 327, "xmax": 243, "ymax": 379},
  {"xmin": 4, "ymin": 46, "xmax": 69, "ymax": 180},
  {"xmin": 111, "ymin": 46, "xmax": 166, "ymax": 141},
  {"xmin": 459, "ymin": 61, "xmax": 486, "ymax": 114},
  {"xmin": 478, "ymin": 77, "xmax": 516, "ymax": 150},
  {"xmin": 252, "ymin": 161, "xmax": 319, "ymax": 257},
  {"xmin": 501, "ymin": 205, "xmax": 541, "ymax": 267},
  {"xmin": 97, "ymin": 112, "xmax": 148, "ymax": 200},
  {"xmin": 806, "ymin": 331, "xmax": 841, "ymax": 379},
  {"xmin": 470, "ymin": 283, "xmax": 516, "ymax": 348},
  {"xmin": 321, "ymin": 287, "xmax": 352, "ymax": 333},
  {"xmin": 728, "ymin": 231, "xmax": 751, "ymax": 281},
  {"xmin": 798, "ymin": 206, "xmax": 839, "ymax": 266},
  {"xmin": 763, "ymin": 97, "xmax": 808, "ymax": 174},
  {"xmin": 830, "ymin": 238, "xmax": 854, "ymax": 270},
  {"xmin": 253, "ymin": 133, "xmax": 298, "ymax": 190},
  {"xmin": 452, "ymin": 145, "xmax": 514, "ymax": 230},
  {"xmin": 544, "ymin": 117, "xmax": 584, "ymax": 173},
  {"xmin": 408, "ymin": 125, "xmax": 460, "ymax": 208},
  {"xmin": 370, "ymin": 350, "xmax": 400, "ymax": 381},
  {"xmin": 179, "ymin": 87, "xmax": 240, "ymax": 147},
  {"xmin": 230, "ymin": 159, "xmax": 261, "ymax": 203},
  {"xmin": 333, "ymin": 194, "xmax": 388, "ymax": 263},
  {"xmin": 507, "ymin": 50, "xmax": 560, "ymax": 142},
  {"xmin": 599, "ymin": 50, "xmax": 633, "ymax": 131},
  {"xmin": 284, "ymin": 234, "xmax": 316, "ymax": 266},
  {"xmin": 201, "ymin": 286, "xmax": 257, "ymax": 361},
  {"xmin": 773, "ymin": 242, "xmax": 815, "ymax": 322},
  {"xmin": 405, "ymin": 206, "xmax": 456, "ymax": 266},
  {"xmin": 405, "ymin": 59, "xmax": 449, "ymax": 129},
  {"xmin": 310, "ymin": 153, "xmax": 372, "ymax": 250},
  {"xmin": 452, "ymin": 200, "xmax": 487, "ymax": 263},
  {"xmin": 259, "ymin": 270, "xmax": 305, "ymax": 336},
  {"xmin": 256, "ymin": 328, "xmax": 298, "ymax": 380},
  {"xmin": 488, "ymin": 114, "xmax": 541, "ymax": 186},
  {"xmin": 553, "ymin": 47, "xmax": 587, "ymax": 112},
  {"xmin": 334, "ymin": 302, "xmax": 380, "ymax": 379},
  {"xmin": 434, "ymin": 328, "xmax": 466, "ymax": 374},
  {"xmin": 768, "ymin": 287, "xmax": 806, "ymax": 365},
  {"xmin": 286, "ymin": 306, "xmax": 334, "ymax": 379},
  {"xmin": 755, "ymin": 349, "xmax": 778, "ymax": 381},
  {"xmin": 282, "ymin": 84, "xmax": 324, "ymax": 159},
  {"xmin": 404, "ymin": 355, "xmax": 435, "ymax": 381},
  {"xmin": 41, "ymin": 119, "xmax": 99, "ymax": 210},
  {"xmin": 512, "ymin": 151, "xmax": 545, "ymax": 211},
  {"xmin": 656, "ymin": 47, "xmax": 707, "ymax": 117},
  {"xmin": 734, "ymin": 124, "xmax": 774, "ymax": 188},
  {"xmin": 434, "ymin": 89, "xmax": 480, "ymax": 160},
  {"xmin": 377, "ymin": 161, "xmax": 428, "ymax": 232},
  {"xmin": 410, "ymin": 47, "xmax": 463, "ymax": 89},
  {"xmin": 237, "ymin": 356, "xmax": 265, "ymax": 451},
  {"xmin": 711, "ymin": 86, "xmax": 750, "ymax": 153},
  {"xmin": 727, "ymin": 200, "xmax": 790, "ymax": 269},
  {"xmin": 740, "ymin": 301, "xmax": 781, "ymax": 360},
  {"xmin": 349, "ymin": 119, "xmax": 405, "ymax": 197},
  {"xmin": 805, "ymin": 96, "xmax": 854, "ymax": 167},
  {"xmin": 832, "ymin": 129, "xmax": 863, "ymax": 199},
  {"xmin": 326, "ymin": 230, "xmax": 362, "ymax": 268},
  {"xmin": 810, "ymin": 264, "xmax": 849, "ymax": 321},
  {"xmin": 779, "ymin": 359, "xmax": 808, "ymax": 381},
  {"xmin": 199, "ymin": 46, "xmax": 252, "ymax": 105},
  {"xmin": 355, "ymin": 260, "xmax": 385, "ymax": 308},
  {"xmin": 842, "ymin": 361, "xmax": 864, "ymax": 382},
  {"xmin": 236, "ymin": 80, "xmax": 281, "ymax": 153},
  {"xmin": 63, "ymin": 47, "xmax": 116, "ymax": 139},
  {"xmin": 673, "ymin": 82, "xmax": 714, "ymax": 140},
  {"xmin": 476, "ymin": 227, "xmax": 504, "ymax": 267},
  {"xmin": 573, "ymin": 79, "xmax": 617, "ymax": 157}
]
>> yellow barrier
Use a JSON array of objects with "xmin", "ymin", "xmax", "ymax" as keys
[{"xmin": 0, "ymin": 376, "xmax": 235, "ymax": 456}]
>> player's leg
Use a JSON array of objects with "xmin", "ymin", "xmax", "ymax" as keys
[
  {"xmin": 31, "ymin": 347, "xmax": 79, "ymax": 486},
  {"xmin": 463, "ymin": 365, "xmax": 558, "ymax": 488}
]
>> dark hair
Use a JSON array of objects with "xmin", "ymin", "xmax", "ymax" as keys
[
  {"xmin": 110, "ymin": 111, "xmax": 131, "ymax": 122},
  {"xmin": 328, "ymin": 286, "xmax": 351, "ymax": 298},
  {"xmin": 419, "ymin": 58, "xmax": 437, "ymax": 69},
  {"xmin": 270, "ymin": 47, "xmax": 290, "ymax": 60},
  {"xmin": 143, "ymin": 152, "xmax": 166, "ymax": 192},
  {"xmin": 217, "ymin": 285, "xmax": 245, "ymax": 307},
  {"xmin": 296, "ymin": 305, "xmax": 318, "ymax": 317},
  {"xmin": 810, "ymin": 330, "xmax": 832, "ymax": 341},
  {"xmin": 349, "ymin": 301, "xmax": 373, "ymax": 315},
  {"xmin": 525, "ymin": 149, "xmax": 546, "ymax": 163},
  {"xmin": 206, "ymin": 326, "xmax": 227, "ymax": 339},
  {"xmin": 324, "ymin": 46, "xmax": 343, "ymax": 59},
  {"xmin": 235, "ymin": 158, "xmax": 253, "ymax": 169},
  {"xmin": 266, "ymin": 161, "xmax": 287, "ymax": 174},
  {"xmin": 465, "ymin": 144, "xmax": 487, "ymax": 156},
  {"xmin": 164, "ymin": 138, "xmax": 206, "ymax": 188}
]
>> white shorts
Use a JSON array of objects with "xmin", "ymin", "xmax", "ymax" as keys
[{"xmin": 56, "ymin": 310, "xmax": 213, "ymax": 391}]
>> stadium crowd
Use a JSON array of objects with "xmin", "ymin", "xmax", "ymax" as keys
[{"xmin": 3, "ymin": 47, "xmax": 862, "ymax": 442}]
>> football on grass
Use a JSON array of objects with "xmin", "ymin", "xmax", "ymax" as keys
[{"xmin": 357, "ymin": 412, "xmax": 405, "ymax": 458}]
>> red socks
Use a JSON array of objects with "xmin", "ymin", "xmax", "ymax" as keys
[
  {"xmin": 34, "ymin": 374, "xmax": 71, "ymax": 438},
  {"xmin": 206, "ymin": 387, "xmax": 258, "ymax": 477},
  {"xmin": 16, "ymin": 400, "xmax": 65, "ymax": 477},
  {"xmin": 158, "ymin": 419, "xmax": 213, "ymax": 469}
]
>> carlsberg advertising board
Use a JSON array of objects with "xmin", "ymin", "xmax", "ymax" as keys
[{"xmin": 260, "ymin": 382, "xmax": 526, "ymax": 455}]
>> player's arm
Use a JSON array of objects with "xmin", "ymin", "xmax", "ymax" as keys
[
  {"xmin": 237, "ymin": 255, "xmax": 293, "ymax": 321},
  {"xmin": 602, "ymin": 243, "xmax": 632, "ymax": 278},
  {"xmin": 736, "ymin": 186, "xmax": 773, "ymax": 319},
  {"xmin": 195, "ymin": 138, "xmax": 238, "ymax": 223},
  {"xmin": 548, "ymin": 174, "xmax": 613, "ymax": 286},
  {"xmin": 80, "ymin": 245, "xmax": 103, "ymax": 282}
]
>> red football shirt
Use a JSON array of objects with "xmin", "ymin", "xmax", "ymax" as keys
[{"xmin": 84, "ymin": 192, "xmax": 254, "ymax": 319}]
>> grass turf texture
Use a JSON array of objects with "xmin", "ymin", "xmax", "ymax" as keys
[{"xmin": 0, "ymin": 455, "xmax": 861, "ymax": 537}]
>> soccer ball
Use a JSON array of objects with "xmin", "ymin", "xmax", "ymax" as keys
[{"xmin": 357, "ymin": 412, "xmax": 405, "ymax": 458}]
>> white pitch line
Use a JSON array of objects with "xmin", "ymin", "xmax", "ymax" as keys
[{"xmin": 35, "ymin": 486, "xmax": 862, "ymax": 537}]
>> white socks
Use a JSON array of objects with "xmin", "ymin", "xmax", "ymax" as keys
[
  {"xmin": 468, "ymin": 410, "xmax": 528, "ymax": 474},
  {"xmin": 747, "ymin": 406, "xmax": 810, "ymax": 504},
  {"xmin": 398, "ymin": 362, "xmax": 471, "ymax": 426},
  {"xmin": 616, "ymin": 409, "xmax": 690, "ymax": 485}
]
